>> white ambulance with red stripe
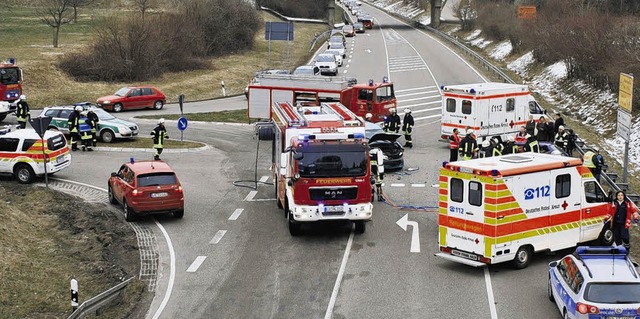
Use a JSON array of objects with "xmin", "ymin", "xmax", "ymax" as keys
[
  {"xmin": 440, "ymin": 82, "xmax": 545, "ymax": 141},
  {"xmin": 436, "ymin": 153, "xmax": 614, "ymax": 268},
  {"xmin": 0, "ymin": 128, "xmax": 71, "ymax": 183}
]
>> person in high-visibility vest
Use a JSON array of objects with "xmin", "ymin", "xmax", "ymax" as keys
[
  {"xmin": 151, "ymin": 118, "xmax": 169, "ymax": 160},
  {"xmin": 401, "ymin": 108, "xmax": 414, "ymax": 148},
  {"xmin": 523, "ymin": 134, "xmax": 540, "ymax": 153},
  {"xmin": 86, "ymin": 107, "xmax": 99, "ymax": 147},
  {"xmin": 459, "ymin": 129, "xmax": 478, "ymax": 160},
  {"xmin": 79, "ymin": 111, "xmax": 93, "ymax": 151},
  {"xmin": 554, "ymin": 125, "xmax": 568, "ymax": 154},
  {"xmin": 67, "ymin": 105, "xmax": 83, "ymax": 151},
  {"xmin": 15, "ymin": 94, "xmax": 29, "ymax": 129},
  {"xmin": 448, "ymin": 128, "xmax": 460, "ymax": 162},
  {"xmin": 582, "ymin": 148, "xmax": 599, "ymax": 180},
  {"xmin": 369, "ymin": 148, "xmax": 384, "ymax": 201},
  {"xmin": 491, "ymin": 137, "xmax": 504, "ymax": 156}
]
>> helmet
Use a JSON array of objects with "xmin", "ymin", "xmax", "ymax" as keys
[
  {"xmin": 365, "ymin": 113, "xmax": 372, "ymax": 120},
  {"xmin": 404, "ymin": 108, "xmax": 411, "ymax": 114},
  {"xmin": 482, "ymin": 140, "xmax": 490, "ymax": 147},
  {"xmin": 19, "ymin": 94, "xmax": 26, "ymax": 100},
  {"xmin": 558, "ymin": 125, "xmax": 565, "ymax": 130},
  {"xmin": 74, "ymin": 105, "xmax": 83, "ymax": 112},
  {"xmin": 466, "ymin": 129, "xmax": 474, "ymax": 135},
  {"xmin": 390, "ymin": 108, "xmax": 397, "ymax": 113},
  {"xmin": 507, "ymin": 136, "xmax": 515, "ymax": 142},
  {"xmin": 525, "ymin": 134, "xmax": 532, "ymax": 139},
  {"xmin": 158, "ymin": 118, "xmax": 165, "ymax": 124}
]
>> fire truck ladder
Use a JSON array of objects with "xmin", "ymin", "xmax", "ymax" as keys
[
  {"xmin": 273, "ymin": 101, "xmax": 307, "ymax": 127},
  {"xmin": 319, "ymin": 102, "xmax": 363, "ymax": 127}
]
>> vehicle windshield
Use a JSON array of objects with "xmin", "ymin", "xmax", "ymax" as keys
[
  {"xmin": 354, "ymin": 23, "xmax": 363, "ymax": 29},
  {"xmin": 326, "ymin": 50, "xmax": 340, "ymax": 56},
  {"xmin": 114, "ymin": 87, "xmax": 131, "ymax": 96},
  {"xmin": 317, "ymin": 55, "xmax": 335, "ymax": 62},
  {"xmin": 0, "ymin": 67, "xmax": 20, "ymax": 85},
  {"xmin": 93, "ymin": 108, "xmax": 116, "ymax": 120},
  {"xmin": 137, "ymin": 173, "xmax": 177, "ymax": 187},
  {"xmin": 294, "ymin": 68, "xmax": 314, "ymax": 75},
  {"xmin": 330, "ymin": 43, "xmax": 345, "ymax": 50},
  {"xmin": 584, "ymin": 283, "xmax": 640, "ymax": 303},
  {"xmin": 376, "ymin": 84, "xmax": 395, "ymax": 102},
  {"xmin": 296, "ymin": 143, "xmax": 367, "ymax": 178}
]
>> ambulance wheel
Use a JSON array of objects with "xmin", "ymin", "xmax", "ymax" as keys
[
  {"xmin": 288, "ymin": 211, "xmax": 302, "ymax": 236},
  {"xmin": 154, "ymin": 100, "xmax": 164, "ymax": 110},
  {"xmin": 14, "ymin": 164, "xmax": 34, "ymax": 184},
  {"xmin": 512, "ymin": 246, "xmax": 532, "ymax": 269},
  {"xmin": 598, "ymin": 224, "xmax": 614, "ymax": 246},
  {"xmin": 547, "ymin": 274, "xmax": 555, "ymax": 302},
  {"xmin": 100, "ymin": 129, "xmax": 115, "ymax": 143},
  {"xmin": 113, "ymin": 103, "xmax": 123, "ymax": 112},
  {"xmin": 123, "ymin": 200, "xmax": 134, "ymax": 222},
  {"xmin": 354, "ymin": 221, "xmax": 366, "ymax": 234}
]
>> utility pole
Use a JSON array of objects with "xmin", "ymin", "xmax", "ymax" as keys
[{"xmin": 431, "ymin": 0, "xmax": 442, "ymax": 28}]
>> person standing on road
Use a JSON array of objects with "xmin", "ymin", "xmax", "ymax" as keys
[
  {"xmin": 86, "ymin": 107, "xmax": 99, "ymax": 147},
  {"xmin": 369, "ymin": 148, "xmax": 384, "ymax": 201},
  {"xmin": 604, "ymin": 191, "xmax": 639, "ymax": 249},
  {"xmin": 448, "ymin": 128, "xmax": 460, "ymax": 162},
  {"xmin": 401, "ymin": 108, "xmax": 414, "ymax": 148},
  {"xmin": 503, "ymin": 135, "xmax": 518, "ymax": 155},
  {"xmin": 15, "ymin": 94, "xmax": 29, "ymax": 129},
  {"xmin": 514, "ymin": 126, "xmax": 528, "ymax": 145},
  {"xmin": 525, "ymin": 115, "xmax": 536, "ymax": 137},
  {"xmin": 582, "ymin": 148, "xmax": 597, "ymax": 178},
  {"xmin": 536, "ymin": 116, "xmax": 551, "ymax": 142},
  {"xmin": 151, "ymin": 118, "xmax": 169, "ymax": 160},
  {"xmin": 79, "ymin": 111, "xmax": 93, "ymax": 151},
  {"xmin": 384, "ymin": 108, "xmax": 401, "ymax": 133},
  {"xmin": 565, "ymin": 129, "xmax": 577, "ymax": 157},
  {"xmin": 554, "ymin": 126, "xmax": 568, "ymax": 154},
  {"xmin": 459, "ymin": 129, "xmax": 478, "ymax": 160},
  {"xmin": 67, "ymin": 105, "xmax": 83, "ymax": 151}
]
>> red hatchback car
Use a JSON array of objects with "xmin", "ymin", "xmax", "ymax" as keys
[
  {"xmin": 97, "ymin": 86, "xmax": 166, "ymax": 112},
  {"xmin": 108, "ymin": 159, "xmax": 184, "ymax": 221}
]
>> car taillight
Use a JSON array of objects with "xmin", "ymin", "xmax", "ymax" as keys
[
  {"xmin": 176, "ymin": 185, "xmax": 183, "ymax": 193},
  {"xmin": 577, "ymin": 302, "xmax": 599, "ymax": 314},
  {"xmin": 440, "ymin": 246, "xmax": 452, "ymax": 253}
]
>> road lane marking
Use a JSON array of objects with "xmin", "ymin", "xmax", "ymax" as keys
[
  {"xmin": 399, "ymin": 102, "xmax": 441, "ymax": 109},
  {"xmin": 411, "ymin": 184, "xmax": 426, "ymax": 188},
  {"xmin": 324, "ymin": 231, "xmax": 355, "ymax": 319},
  {"xmin": 259, "ymin": 176, "xmax": 269, "ymax": 183},
  {"xmin": 390, "ymin": 183, "xmax": 405, "ymax": 187},
  {"xmin": 485, "ymin": 267, "xmax": 498, "ymax": 319},
  {"xmin": 152, "ymin": 220, "xmax": 176, "ymax": 319},
  {"xmin": 210, "ymin": 230, "xmax": 227, "ymax": 244},
  {"xmin": 186, "ymin": 256, "xmax": 207, "ymax": 272},
  {"xmin": 229, "ymin": 208, "xmax": 244, "ymax": 220},
  {"xmin": 415, "ymin": 114, "xmax": 441, "ymax": 121},
  {"xmin": 243, "ymin": 191, "xmax": 257, "ymax": 201}
]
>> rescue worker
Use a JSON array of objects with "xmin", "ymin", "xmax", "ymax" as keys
[
  {"xmin": 401, "ymin": 108, "xmax": 414, "ymax": 148},
  {"xmin": 478, "ymin": 140, "xmax": 492, "ymax": 158},
  {"xmin": 554, "ymin": 125, "xmax": 568, "ymax": 153},
  {"xmin": 604, "ymin": 191, "xmax": 639, "ymax": 249},
  {"xmin": 503, "ymin": 135, "xmax": 518, "ymax": 155},
  {"xmin": 151, "ymin": 118, "xmax": 169, "ymax": 160},
  {"xmin": 383, "ymin": 108, "xmax": 401, "ymax": 133},
  {"xmin": 565, "ymin": 129, "xmax": 577, "ymax": 156},
  {"xmin": 67, "ymin": 105, "xmax": 83, "ymax": 151},
  {"xmin": 15, "ymin": 94, "xmax": 29, "ymax": 129},
  {"xmin": 582, "ymin": 148, "xmax": 604, "ymax": 181},
  {"xmin": 514, "ymin": 126, "xmax": 527, "ymax": 145},
  {"xmin": 365, "ymin": 113, "xmax": 373, "ymax": 123},
  {"xmin": 86, "ymin": 107, "xmax": 99, "ymax": 147},
  {"xmin": 523, "ymin": 134, "xmax": 540, "ymax": 153},
  {"xmin": 491, "ymin": 137, "xmax": 504, "ymax": 157},
  {"xmin": 458, "ymin": 129, "xmax": 478, "ymax": 160},
  {"xmin": 525, "ymin": 115, "xmax": 536, "ymax": 137},
  {"xmin": 369, "ymin": 148, "xmax": 384, "ymax": 201},
  {"xmin": 448, "ymin": 128, "xmax": 460, "ymax": 162},
  {"xmin": 79, "ymin": 111, "xmax": 93, "ymax": 151}
]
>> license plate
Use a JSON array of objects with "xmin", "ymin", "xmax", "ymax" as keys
[
  {"xmin": 151, "ymin": 192, "xmax": 168, "ymax": 198},
  {"xmin": 56, "ymin": 155, "xmax": 66, "ymax": 163},
  {"xmin": 452, "ymin": 249, "xmax": 478, "ymax": 261}
]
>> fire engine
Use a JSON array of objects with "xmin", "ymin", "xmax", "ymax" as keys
[
  {"xmin": 440, "ymin": 82, "xmax": 545, "ymax": 141},
  {"xmin": 271, "ymin": 101, "xmax": 375, "ymax": 236},
  {"xmin": 247, "ymin": 74, "xmax": 396, "ymax": 123},
  {"xmin": 436, "ymin": 153, "xmax": 615, "ymax": 269},
  {"xmin": 0, "ymin": 58, "xmax": 24, "ymax": 122}
]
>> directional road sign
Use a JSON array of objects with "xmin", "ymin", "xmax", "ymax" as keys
[{"xmin": 177, "ymin": 116, "xmax": 188, "ymax": 131}]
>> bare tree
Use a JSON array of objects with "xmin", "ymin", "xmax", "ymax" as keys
[
  {"xmin": 69, "ymin": 0, "xmax": 94, "ymax": 23},
  {"xmin": 135, "ymin": 0, "xmax": 157, "ymax": 19},
  {"xmin": 452, "ymin": 0, "xmax": 477, "ymax": 30},
  {"xmin": 38, "ymin": 0, "xmax": 73, "ymax": 48}
]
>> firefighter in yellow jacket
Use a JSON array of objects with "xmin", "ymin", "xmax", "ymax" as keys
[{"xmin": 151, "ymin": 118, "xmax": 169, "ymax": 160}]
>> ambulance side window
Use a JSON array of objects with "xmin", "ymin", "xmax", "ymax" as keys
[
  {"xmin": 0, "ymin": 138, "xmax": 19, "ymax": 152},
  {"xmin": 450, "ymin": 178, "xmax": 464, "ymax": 203},
  {"xmin": 461, "ymin": 100, "xmax": 472, "ymax": 115},
  {"xmin": 506, "ymin": 98, "xmax": 515, "ymax": 112},
  {"xmin": 469, "ymin": 181, "xmax": 482, "ymax": 206},
  {"xmin": 555, "ymin": 174, "xmax": 571, "ymax": 198},
  {"xmin": 21, "ymin": 139, "xmax": 37, "ymax": 151},
  {"xmin": 446, "ymin": 98, "xmax": 456, "ymax": 113}
]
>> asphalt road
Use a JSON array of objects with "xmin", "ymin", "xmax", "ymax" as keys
[{"xmin": 1, "ymin": 1, "xmax": 567, "ymax": 318}]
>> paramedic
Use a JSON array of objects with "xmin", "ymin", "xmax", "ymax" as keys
[
  {"xmin": 604, "ymin": 191, "xmax": 639, "ymax": 249},
  {"xmin": 514, "ymin": 126, "xmax": 527, "ymax": 145},
  {"xmin": 459, "ymin": 129, "xmax": 478, "ymax": 160},
  {"xmin": 449, "ymin": 128, "xmax": 460, "ymax": 162}
]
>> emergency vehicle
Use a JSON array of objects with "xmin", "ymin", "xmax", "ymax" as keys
[
  {"xmin": 0, "ymin": 128, "xmax": 71, "ymax": 184},
  {"xmin": 271, "ymin": 101, "xmax": 374, "ymax": 236},
  {"xmin": 0, "ymin": 58, "xmax": 23, "ymax": 121},
  {"xmin": 436, "ymin": 153, "xmax": 613, "ymax": 269},
  {"xmin": 247, "ymin": 74, "xmax": 396, "ymax": 123},
  {"xmin": 440, "ymin": 82, "xmax": 545, "ymax": 141}
]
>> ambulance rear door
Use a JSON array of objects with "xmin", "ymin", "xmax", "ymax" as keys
[
  {"xmin": 441, "ymin": 95, "xmax": 474, "ymax": 138},
  {"xmin": 445, "ymin": 175, "xmax": 486, "ymax": 258},
  {"xmin": 547, "ymin": 167, "xmax": 583, "ymax": 250}
]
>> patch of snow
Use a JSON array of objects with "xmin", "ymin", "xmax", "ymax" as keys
[
  {"xmin": 507, "ymin": 51, "xmax": 534, "ymax": 76},
  {"xmin": 469, "ymin": 37, "xmax": 492, "ymax": 49},
  {"xmin": 489, "ymin": 41, "xmax": 512, "ymax": 61},
  {"xmin": 547, "ymin": 62, "xmax": 568, "ymax": 80},
  {"xmin": 418, "ymin": 15, "xmax": 431, "ymax": 26},
  {"xmin": 465, "ymin": 30, "xmax": 482, "ymax": 41}
]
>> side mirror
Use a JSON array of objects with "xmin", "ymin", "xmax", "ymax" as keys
[
  {"xmin": 548, "ymin": 261, "xmax": 558, "ymax": 268},
  {"xmin": 111, "ymin": 172, "xmax": 117, "ymax": 177},
  {"xmin": 287, "ymin": 180, "xmax": 293, "ymax": 187}
]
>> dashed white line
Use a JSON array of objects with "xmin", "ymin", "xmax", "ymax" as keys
[
  {"xmin": 259, "ymin": 176, "xmax": 269, "ymax": 183},
  {"xmin": 411, "ymin": 184, "xmax": 426, "ymax": 188},
  {"xmin": 415, "ymin": 114, "xmax": 442, "ymax": 121},
  {"xmin": 400, "ymin": 96, "xmax": 438, "ymax": 103},
  {"xmin": 186, "ymin": 256, "xmax": 207, "ymax": 273},
  {"xmin": 390, "ymin": 183, "xmax": 405, "ymax": 187},
  {"xmin": 400, "ymin": 102, "xmax": 441, "ymax": 109},
  {"xmin": 229, "ymin": 208, "xmax": 244, "ymax": 220},
  {"xmin": 210, "ymin": 230, "xmax": 227, "ymax": 244},
  {"xmin": 243, "ymin": 191, "xmax": 257, "ymax": 201}
]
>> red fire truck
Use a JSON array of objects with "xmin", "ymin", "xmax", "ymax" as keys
[
  {"xmin": 271, "ymin": 101, "xmax": 376, "ymax": 236},
  {"xmin": 0, "ymin": 58, "xmax": 24, "ymax": 122},
  {"xmin": 247, "ymin": 74, "xmax": 396, "ymax": 123}
]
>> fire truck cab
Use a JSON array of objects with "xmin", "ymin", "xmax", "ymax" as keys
[
  {"xmin": 271, "ymin": 101, "xmax": 374, "ymax": 236},
  {"xmin": 0, "ymin": 58, "xmax": 24, "ymax": 122}
]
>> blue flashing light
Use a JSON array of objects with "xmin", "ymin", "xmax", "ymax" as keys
[
  {"xmin": 130, "ymin": 157, "xmax": 135, "ymax": 164},
  {"xmin": 313, "ymin": 111, "xmax": 318, "ymax": 114},
  {"xmin": 8, "ymin": 58, "xmax": 16, "ymax": 64},
  {"xmin": 491, "ymin": 169, "xmax": 499, "ymax": 176},
  {"xmin": 382, "ymin": 76, "xmax": 389, "ymax": 83},
  {"xmin": 575, "ymin": 246, "xmax": 628, "ymax": 256},
  {"xmin": 440, "ymin": 85, "xmax": 444, "ymax": 90},
  {"xmin": 368, "ymin": 79, "xmax": 374, "ymax": 86},
  {"xmin": 442, "ymin": 161, "xmax": 448, "ymax": 167},
  {"xmin": 353, "ymin": 133, "xmax": 364, "ymax": 139},
  {"xmin": 469, "ymin": 88, "xmax": 476, "ymax": 94}
]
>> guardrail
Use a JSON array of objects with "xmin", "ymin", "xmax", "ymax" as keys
[
  {"xmin": 260, "ymin": 6, "xmax": 326, "ymax": 24},
  {"xmin": 67, "ymin": 277, "xmax": 134, "ymax": 319}
]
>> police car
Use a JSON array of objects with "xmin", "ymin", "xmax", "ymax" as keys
[{"xmin": 548, "ymin": 246, "xmax": 640, "ymax": 319}]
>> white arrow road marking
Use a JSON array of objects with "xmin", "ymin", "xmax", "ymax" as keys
[
  {"xmin": 210, "ymin": 230, "xmax": 227, "ymax": 244},
  {"xmin": 229, "ymin": 208, "xmax": 244, "ymax": 220},
  {"xmin": 365, "ymin": 49, "xmax": 372, "ymax": 53},
  {"xmin": 187, "ymin": 256, "xmax": 206, "ymax": 272},
  {"xmin": 396, "ymin": 214, "xmax": 420, "ymax": 253}
]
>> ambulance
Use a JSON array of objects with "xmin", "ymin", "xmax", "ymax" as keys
[
  {"xmin": 0, "ymin": 128, "xmax": 71, "ymax": 183},
  {"xmin": 436, "ymin": 153, "xmax": 613, "ymax": 269},
  {"xmin": 439, "ymin": 82, "xmax": 545, "ymax": 141}
]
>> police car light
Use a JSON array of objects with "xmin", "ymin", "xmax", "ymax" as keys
[
  {"xmin": 368, "ymin": 79, "xmax": 374, "ymax": 86},
  {"xmin": 491, "ymin": 169, "xmax": 499, "ymax": 176},
  {"xmin": 8, "ymin": 58, "xmax": 16, "ymax": 64},
  {"xmin": 352, "ymin": 133, "xmax": 364, "ymax": 139},
  {"xmin": 442, "ymin": 161, "xmax": 448, "ymax": 167},
  {"xmin": 382, "ymin": 76, "xmax": 388, "ymax": 83},
  {"xmin": 470, "ymin": 88, "xmax": 476, "ymax": 93},
  {"xmin": 130, "ymin": 157, "xmax": 135, "ymax": 164}
]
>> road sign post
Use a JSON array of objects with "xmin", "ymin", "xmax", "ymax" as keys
[
  {"xmin": 617, "ymin": 73, "xmax": 633, "ymax": 183},
  {"xmin": 29, "ymin": 116, "xmax": 52, "ymax": 187},
  {"xmin": 177, "ymin": 116, "xmax": 188, "ymax": 142},
  {"xmin": 70, "ymin": 278, "xmax": 78, "ymax": 312}
]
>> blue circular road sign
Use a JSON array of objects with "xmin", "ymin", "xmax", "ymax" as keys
[{"xmin": 177, "ymin": 116, "xmax": 188, "ymax": 131}]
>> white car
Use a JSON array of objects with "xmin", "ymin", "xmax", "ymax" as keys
[
  {"xmin": 328, "ymin": 42, "xmax": 346, "ymax": 59},
  {"xmin": 324, "ymin": 49, "xmax": 344, "ymax": 66},
  {"xmin": 314, "ymin": 53, "xmax": 338, "ymax": 76}
]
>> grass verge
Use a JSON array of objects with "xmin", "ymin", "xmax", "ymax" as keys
[{"xmin": 137, "ymin": 109, "xmax": 251, "ymax": 124}]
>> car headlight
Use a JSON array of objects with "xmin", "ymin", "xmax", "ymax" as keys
[
  {"xmin": 119, "ymin": 126, "xmax": 131, "ymax": 133},
  {"xmin": 103, "ymin": 100, "xmax": 110, "ymax": 104},
  {"xmin": 398, "ymin": 152, "xmax": 403, "ymax": 157}
]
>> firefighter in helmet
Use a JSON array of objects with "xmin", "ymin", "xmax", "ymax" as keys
[
  {"xmin": 68, "ymin": 105, "xmax": 83, "ymax": 151},
  {"xmin": 365, "ymin": 113, "xmax": 373, "ymax": 122},
  {"xmin": 151, "ymin": 118, "xmax": 169, "ymax": 160},
  {"xmin": 86, "ymin": 107, "xmax": 99, "ymax": 147},
  {"xmin": 15, "ymin": 94, "xmax": 29, "ymax": 129},
  {"xmin": 369, "ymin": 148, "xmax": 384, "ymax": 201},
  {"xmin": 401, "ymin": 108, "xmax": 414, "ymax": 148},
  {"xmin": 383, "ymin": 108, "xmax": 401, "ymax": 133}
]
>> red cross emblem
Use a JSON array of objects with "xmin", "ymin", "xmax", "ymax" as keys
[
  {"xmin": 475, "ymin": 238, "xmax": 479, "ymax": 244},
  {"xmin": 562, "ymin": 201, "xmax": 568, "ymax": 210}
]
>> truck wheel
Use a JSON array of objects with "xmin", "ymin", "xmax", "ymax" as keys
[
  {"xmin": 113, "ymin": 103, "xmax": 123, "ymax": 112},
  {"xmin": 100, "ymin": 129, "xmax": 116, "ymax": 143},
  {"xmin": 598, "ymin": 224, "xmax": 614, "ymax": 246},
  {"xmin": 512, "ymin": 246, "xmax": 532, "ymax": 269},
  {"xmin": 354, "ymin": 221, "xmax": 366, "ymax": 234},
  {"xmin": 14, "ymin": 164, "xmax": 34, "ymax": 184},
  {"xmin": 123, "ymin": 200, "xmax": 135, "ymax": 222},
  {"xmin": 0, "ymin": 114, "xmax": 7, "ymax": 122},
  {"xmin": 108, "ymin": 184, "xmax": 118, "ymax": 204},
  {"xmin": 288, "ymin": 211, "xmax": 302, "ymax": 236},
  {"xmin": 153, "ymin": 100, "xmax": 164, "ymax": 110}
]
